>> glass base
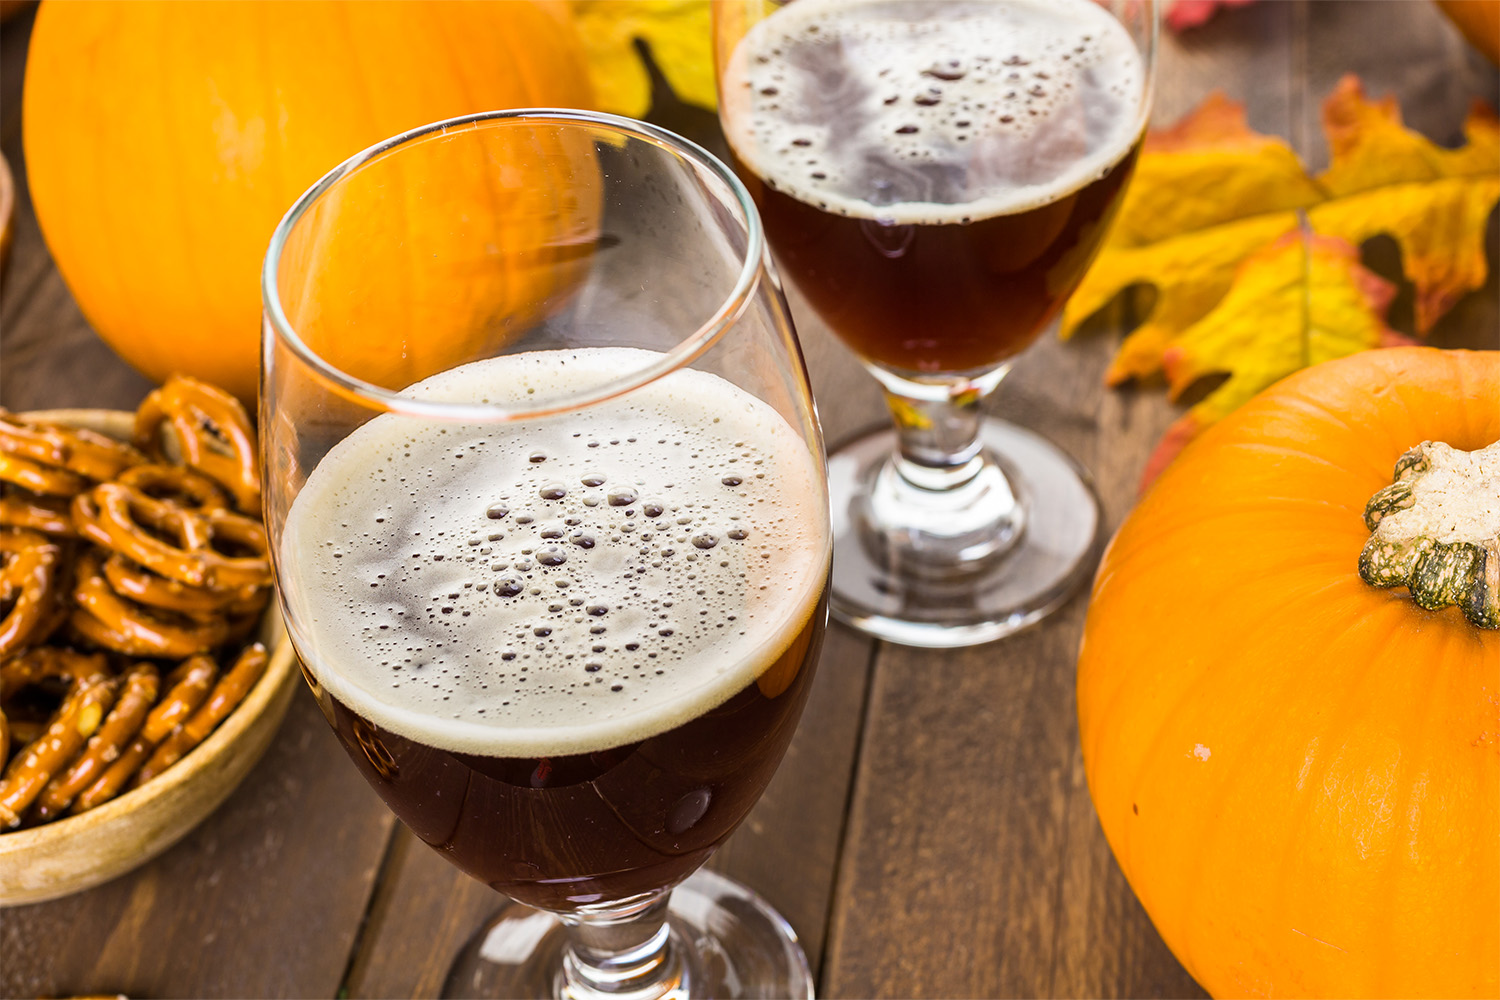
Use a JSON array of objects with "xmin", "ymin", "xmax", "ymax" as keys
[
  {"xmin": 442, "ymin": 869, "xmax": 814, "ymax": 1000},
  {"xmin": 828, "ymin": 417, "xmax": 1103, "ymax": 647}
]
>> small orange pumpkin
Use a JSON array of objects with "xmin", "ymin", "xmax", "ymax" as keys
[
  {"xmin": 1078, "ymin": 347, "xmax": 1498, "ymax": 998},
  {"xmin": 23, "ymin": 0, "xmax": 596, "ymax": 401}
]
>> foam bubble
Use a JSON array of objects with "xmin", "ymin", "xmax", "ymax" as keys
[
  {"xmin": 722, "ymin": 0, "xmax": 1146, "ymax": 224},
  {"xmin": 281, "ymin": 349, "xmax": 829, "ymax": 758}
]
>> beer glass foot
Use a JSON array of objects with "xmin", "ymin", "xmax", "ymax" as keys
[
  {"xmin": 443, "ymin": 868, "xmax": 814, "ymax": 999},
  {"xmin": 827, "ymin": 417, "xmax": 1103, "ymax": 647}
]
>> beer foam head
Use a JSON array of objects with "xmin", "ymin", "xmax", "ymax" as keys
[
  {"xmin": 723, "ymin": 0, "xmax": 1146, "ymax": 223},
  {"xmin": 282, "ymin": 349, "xmax": 829, "ymax": 757}
]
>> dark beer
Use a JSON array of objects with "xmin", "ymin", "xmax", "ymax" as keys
[
  {"xmin": 722, "ymin": 0, "xmax": 1147, "ymax": 375},
  {"xmin": 281, "ymin": 349, "xmax": 831, "ymax": 912}
]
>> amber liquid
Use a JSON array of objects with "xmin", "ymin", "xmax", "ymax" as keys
[
  {"xmin": 309, "ymin": 588, "xmax": 827, "ymax": 912},
  {"xmin": 741, "ymin": 142, "xmax": 1141, "ymax": 375}
]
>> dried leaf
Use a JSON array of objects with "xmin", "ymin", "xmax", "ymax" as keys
[
  {"xmin": 570, "ymin": 0, "xmax": 715, "ymax": 118},
  {"xmin": 1063, "ymin": 76, "xmax": 1499, "ymax": 485}
]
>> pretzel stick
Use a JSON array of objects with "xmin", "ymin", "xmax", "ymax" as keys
[
  {"xmin": 0, "ymin": 664, "xmax": 115, "ymax": 826},
  {"xmin": 71, "ymin": 655, "xmax": 217, "ymax": 813},
  {"xmin": 135, "ymin": 644, "xmax": 268, "ymax": 785},
  {"xmin": 32, "ymin": 663, "xmax": 160, "ymax": 820}
]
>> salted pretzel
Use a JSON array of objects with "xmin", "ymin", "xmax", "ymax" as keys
[
  {"xmin": 73, "ymin": 482, "xmax": 272, "ymax": 590},
  {"xmin": 101, "ymin": 553, "xmax": 255, "ymax": 617},
  {"xmin": 117, "ymin": 463, "xmax": 229, "ymax": 513},
  {"xmin": 0, "ymin": 411, "xmax": 144, "ymax": 484},
  {"xmin": 134, "ymin": 376, "xmax": 261, "ymax": 514},
  {"xmin": 70, "ymin": 550, "xmax": 228, "ymax": 658},
  {"xmin": 0, "ymin": 527, "xmax": 64, "ymax": 658},
  {"xmin": 0, "ymin": 490, "xmax": 75, "ymax": 537},
  {"xmin": 135, "ymin": 644, "xmax": 268, "ymax": 786},
  {"xmin": 31, "ymin": 663, "xmax": 161, "ymax": 821},
  {"xmin": 0, "ymin": 649, "xmax": 112, "ymax": 827},
  {"xmin": 72, "ymin": 656, "xmax": 217, "ymax": 813}
]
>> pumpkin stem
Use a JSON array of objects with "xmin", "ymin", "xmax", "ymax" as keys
[{"xmin": 1359, "ymin": 440, "xmax": 1500, "ymax": 628}]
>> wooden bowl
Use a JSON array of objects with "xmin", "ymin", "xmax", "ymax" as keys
[{"xmin": 0, "ymin": 410, "xmax": 298, "ymax": 906}]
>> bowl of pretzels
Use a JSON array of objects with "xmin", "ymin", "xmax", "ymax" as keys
[{"xmin": 0, "ymin": 376, "xmax": 297, "ymax": 905}]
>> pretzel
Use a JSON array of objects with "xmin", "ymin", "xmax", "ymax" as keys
[
  {"xmin": 134, "ymin": 376, "xmax": 261, "ymax": 514},
  {"xmin": 32, "ymin": 663, "xmax": 159, "ymax": 821},
  {"xmin": 70, "ymin": 550, "xmax": 228, "ymax": 658},
  {"xmin": 117, "ymin": 463, "xmax": 228, "ymax": 513},
  {"xmin": 72, "ymin": 655, "xmax": 217, "ymax": 813},
  {"xmin": 0, "ymin": 645, "xmax": 107, "ymax": 698},
  {"xmin": 0, "ymin": 490, "xmax": 76, "ymax": 537},
  {"xmin": 135, "ymin": 644, "xmax": 268, "ymax": 786},
  {"xmin": 102, "ymin": 554, "xmax": 254, "ymax": 617},
  {"xmin": 0, "ymin": 451, "xmax": 84, "ymax": 497},
  {"xmin": 0, "ymin": 650, "xmax": 112, "ymax": 826},
  {"xmin": 0, "ymin": 527, "xmax": 64, "ymax": 658},
  {"xmin": 73, "ymin": 482, "xmax": 272, "ymax": 590},
  {"xmin": 0, "ymin": 410, "xmax": 145, "ymax": 484}
]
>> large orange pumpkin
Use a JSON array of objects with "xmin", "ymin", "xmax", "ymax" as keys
[
  {"xmin": 23, "ymin": 0, "xmax": 596, "ymax": 401},
  {"xmin": 1078, "ymin": 347, "xmax": 1499, "ymax": 998}
]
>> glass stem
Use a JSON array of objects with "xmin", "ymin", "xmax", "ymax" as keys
[
  {"xmin": 559, "ymin": 891, "xmax": 686, "ymax": 1000},
  {"xmin": 861, "ymin": 364, "xmax": 1024, "ymax": 567}
]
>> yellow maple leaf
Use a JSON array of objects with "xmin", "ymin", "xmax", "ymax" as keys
[
  {"xmin": 570, "ymin": 0, "xmax": 716, "ymax": 119},
  {"xmin": 1140, "ymin": 232, "xmax": 1411, "ymax": 487},
  {"xmin": 1063, "ymin": 75, "xmax": 1499, "ymax": 484}
]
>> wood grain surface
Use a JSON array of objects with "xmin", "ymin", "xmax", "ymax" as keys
[{"xmin": 2, "ymin": 2, "xmax": 1495, "ymax": 998}]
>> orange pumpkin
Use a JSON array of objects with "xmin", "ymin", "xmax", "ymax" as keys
[
  {"xmin": 23, "ymin": 0, "xmax": 596, "ymax": 402},
  {"xmin": 1078, "ymin": 347, "xmax": 1499, "ymax": 998},
  {"xmin": 1435, "ymin": 0, "xmax": 1500, "ymax": 65}
]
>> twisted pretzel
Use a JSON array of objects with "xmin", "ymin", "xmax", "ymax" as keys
[
  {"xmin": 102, "ymin": 554, "xmax": 254, "ymax": 617},
  {"xmin": 0, "ymin": 649, "xmax": 112, "ymax": 826},
  {"xmin": 0, "ymin": 411, "xmax": 145, "ymax": 484},
  {"xmin": 135, "ymin": 644, "xmax": 268, "ymax": 786},
  {"xmin": 72, "ymin": 655, "xmax": 217, "ymax": 813},
  {"xmin": 0, "ymin": 451, "xmax": 84, "ymax": 497},
  {"xmin": 0, "ymin": 490, "xmax": 76, "ymax": 537},
  {"xmin": 70, "ymin": 550, "xmax": 228, "ymax": 658},
  {"xmin": 73, "ymin": 482, "xmax": 272, "ymax": 590},
  {"xmin": 117, "ymin": 463, "xmax": 228, "ymax": 513},
  {"xmin": 32, "ymin": 662, "xmax": 160, "ymax": 821},
  {"xmin": 135, "ymin": 377, "xmax": 260, "ymax": 514},
  {"xmin": 0, "ymin": 527, "xmax": 64, "ymax": 658},
  {"xmin": 0, "ymin": 645, "xmax": 106, "ymax": 698}
]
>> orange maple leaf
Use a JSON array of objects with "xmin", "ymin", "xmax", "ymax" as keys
[{"xmin": 1062, "ymin": 76, "xmax": 1500, "ymax": 486}]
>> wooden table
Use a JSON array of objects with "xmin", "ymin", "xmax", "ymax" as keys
[{"xmin": 2, "ymin": 3, "xmax": 1495, "ymax": 996}]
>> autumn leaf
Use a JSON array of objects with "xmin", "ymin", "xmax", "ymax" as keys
[
  {"xmin": 1141, "ymin": 232, "xmax": 1412, "ymax": 486},
  {"xmin": 570, "ymin": 0, "xmax": 715, "ymax": 119},
  {"xmin": 1062, "ymin": 76, "xmax": 1500, "ymax": 485}
]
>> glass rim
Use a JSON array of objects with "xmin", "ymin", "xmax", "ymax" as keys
[{"xmin": 260, "ymin": 108, "xmax": 766, "ymax": 423}]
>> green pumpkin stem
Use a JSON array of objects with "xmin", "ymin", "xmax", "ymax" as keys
[{"xmin": 1358, "ymin": 440, "xmax": 1500, "ymax": 629}]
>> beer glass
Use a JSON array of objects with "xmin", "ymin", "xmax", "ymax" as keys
[
  {"xmin": 716, "ymin": 0, "xmax": 1159, "ymax": 646},
  {"xmin": 262, "ymin": 110, "xmax": 830, "ymax": 999}
]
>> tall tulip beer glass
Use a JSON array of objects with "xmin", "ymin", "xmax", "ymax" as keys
[
  {"xmin": 717, "ymin": 0, "xmax": 1158, "ymax": 645},
  {"xmin": 262, "ymin": 111, "xmax": 830, "ymax": 999}
]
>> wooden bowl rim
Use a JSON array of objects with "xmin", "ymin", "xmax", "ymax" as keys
[{"xmin": 0, "ymin": 408, "xmax": 294, "ymax": 851}]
